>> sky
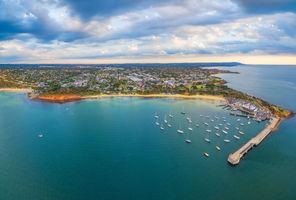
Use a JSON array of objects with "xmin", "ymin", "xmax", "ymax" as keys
[{"xmin": 0, "ymin": 0, "xmax": 296, "ymax": 64}]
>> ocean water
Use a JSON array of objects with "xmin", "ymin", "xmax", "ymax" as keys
[{"xmin": 0, "ymin": 65, "xmax": 295, "ymax": 200}]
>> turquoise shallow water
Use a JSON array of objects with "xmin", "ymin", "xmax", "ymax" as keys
[{"xmin": 0, "ymin": 65, "xmax": 296, "ymax": 200}]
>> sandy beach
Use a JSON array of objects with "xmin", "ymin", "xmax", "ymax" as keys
[
  {"xmin": 0, "ymin": 88, "xmax": 32, "ymax": 92},
  {"xmin": 82, "ymin": 94, "xmax": 226, "ymax": 102}
]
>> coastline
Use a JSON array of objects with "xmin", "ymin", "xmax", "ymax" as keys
[
  {"xmin": 82, "ymin": 94, "xmax": 226, "ymax": 102},
  {"xmin": 0, "ymin": 88, "xmax": 32, "ymax": 92}
]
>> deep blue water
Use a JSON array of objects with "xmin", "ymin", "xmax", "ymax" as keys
[{"xmin": 0, "ymin": 65, "xmax": 295, "ymax": 200}]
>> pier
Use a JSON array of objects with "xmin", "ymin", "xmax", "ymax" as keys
[
  {"xmin": 227, "ymin": 117, "xmax": 279, "ymax": 165},
  {"xmin": 229, "ymin": 112, "xmax": 254, "ymax": 118}
]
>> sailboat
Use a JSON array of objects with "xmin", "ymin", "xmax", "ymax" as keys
[
  {"xmin": 234, "ymin": 135, "xmax": 240, "ymax": 140},
  {"xmin": 205, "ymin": 131, "xmax": 211, "ymax": 143},
  {"xmin": 160, "ymin": 123, "xmax": 164, "ymax": 131},
  {"xmin": 204, "ymin": 122, "xmax": 209, "ymax": 126},
  {"xmin": 168, "ymin": 124, "xmax": 172, "ymax": 128},
  {"xmin": 227, "ymin": 123, "xmax": 231, "ymax": 126},
  {"xmin": 225, "ymin": 127, "xmax": 229, "ymax": 130},
  {"xmin": 154, "ymin": 113, "xmax": 159, "ymax": 119},
  {"xmin": 155, "ymin": 118, "xmax": 160, "ymax": 126},
  {"xmin": 169, "ymin": 113, "xmax": 173, "ymax": 118},
  {"xmin": 240, "ymin": 123, "xmax": 244, "ymax": 126},
  {"xmin": 188, "ymin": 127, "xmax": 193, "ymax": 131},
  {"xmin": 214, "ymin": 126, "xmax": 219, "ymax": 130},
  {"xmin": 215, "ymin": 133, "xmax": 220, "ymax": 137},
  {"xmin": 164, "ymin": 115, "xmax": 168, "ymax": 124},
  {"xmin": 206, "ymin": 129, "xmax": 212, "ymax": 133},
  {"xmin": 185, "ymin": 139, "xmax": 192, "ymax": 143},
  {"xmin": 177, "ymin": 124, "xmax": 184, "ymax": 134},
  {"xmin": 235, "ymin": 127, "xmax": 239, "ymax": 130},
  {"xmin": 195, "ymin": 123, "xmax": 200, "ymax": 127},
  {"xmin": 239, "ymin": 131, "xmax": 244, "ymax": 135},
  {"xmin": 222, "ymin": 130, "xmax": 228, "ymax": 134}
]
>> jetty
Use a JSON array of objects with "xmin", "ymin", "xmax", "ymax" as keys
[
  {"xmin": 229, "ymin": 112, "xmax": 254, "ymax": 118},
  {"xmin": 227, "ymin": 117, "xmax": 279, "ymax": 165}
]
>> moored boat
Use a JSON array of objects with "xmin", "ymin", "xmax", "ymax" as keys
[
  {"xmin": 215, "ymin": 133, "xmax": 220, "ymax": 137},
  {"xmin": 216, "ymin": 146, "xmax": 221, "ymax": 151},
  {"xmin": 234, "ymin": 135, "xmax": 240, "ymax": 139},
  {"xmin": 224, "ymin": 139, "xmax": 230, "ymax": 143},
  {"xmin": 185, "ymin": 139, "xmax": 192, "ymax": 143},
  {"xmin": 204, "ymin": 152, "xmax": 209, "ymax": 157}
]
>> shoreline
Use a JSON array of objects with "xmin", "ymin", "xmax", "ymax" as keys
[{"xmin": 0, "ymin": 88, "xmax": 32, "ymax": 92}]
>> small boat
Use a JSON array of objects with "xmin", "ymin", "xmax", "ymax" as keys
[
  {"xmin": 216, "ymin": 146, "xmax": 221, "ymax": 151},
  {"xmin": 155, "ymin": 122, "xmax": 160, "ymax": 126},
  {"xmin": 210, "ymin": 119, "xmax": 214, "ymax": 122},
  {"xmin": 215, "ymin": 116, "xmax": 218, "ymax": 119},
  {"xmin": 215, "ymin": 133, "xmax": 220, "ymax": 137},
  {"xmin": 222, "ymin": 130, "xmax": 228, "ymax": 134},
  {"xmin": 248, "ymin": 121, "xmax": 251, "ymax": 125},
  {"xmin": 219, "ymin": 124, "xmax": 223, "ymax": 126},
  {"xmin": 204, "ymin": 152, "xmax": 209, "ymax": 157},
  {"xmin": 200, "ymin": 114, "xmax": 203, "ymax": 117},
  {"xmin": 237, "ymin": 118, "xmax": 241, "ymax": 121},
  {"xmin": 206, "ymin": 129, "xmax": 212, "ymax": 133},
  {"xmin": 239, "ymin": 131, "xmax": 244, "ymax": 135},
  {"xmin": 224, "ymin": 139, "xmax": 230, "ymax": 143},
  {"xmin": 169, "ymin": 114, "xmax": 173, "ymax": 118},
  {"xmin": 205, "ymin": 138, "xmax": 211, "ymax": 143},
  {"xmin": 234, "ymin": 135, "xmax": 240, "ymax": 139},
  {"xmin": 240, "ymin": 123, "xmax": 244, "ymax": 126},
  {"xmin": 38, "ymin": 134, "xmax": 43, "ymax": 138},
  {"xmin": 177, "ymin": 130, "xmax": 184, "ymax": 134},
  {"xmin": 204, "ymin": 122, "xmax": 209, "ymax": 126},
  {"xmin": 195, "ymin": 123, "xmax": 200, "ymax": 127},
  {"xmin": 225, "ymin": 127, "xmax": 229, "ymax": 130},
  {"xmin": 168, "ymin": 124, "xmax": 172, "ymax": 128},
  {"xmin": 188, "ymin": 127, "xmax": 193, "ymax": 131},
  {"xmin": 185, "ymin": 139, "xmax": 192, "ymax": 143},
  {"xmin": 235, "ymin": 127, "xmax": 239, "ymax": 130},
  {"xmin": 186, "ymin": 117, "xmax": 191, "ymax": 121},
  {"xmin": 227, "ymin": 123, "xmax": 231, "ymax": 126},
  {"xmin": 181, "ymin": 111, "xmax": 186, "ymax": 115},
  {"xmin": 160, "ymin": 125, "xmax": 164, "ymax": 131},
  {"xmin": 188, "ymin": 119, "xmax": 192, "ymax": 123},
  {"xmin": 222, "ymin": 117, "xmax": 226, "ymax": 119},
  {"xmin": 214, "ymin": 126, "xmax": 219, "ymax": 130},
  {"xmin": 154, "ymin": 114, "xmax": 159, "ymax": 119},
  {"xmin": 223, "ymin": 120, "xmax": 226, "ymax": 122},
  {"xmin": 205, "ymin": 116, "xmax": 210, "ymax": 118},
  {"xmin": 164, "ymin": 120, "xmax": 168, "ymax": 124}
]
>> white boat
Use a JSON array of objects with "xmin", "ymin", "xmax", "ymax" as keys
[
  {"xmin": 200, "ymin": 114, "xmax": 203, "ymax": 117},
  {"xmin": 205, "ymin": 138, "xmax": 211, "ymax": 143},
  {"xmin": 215, "ymin": 133, "xmax": 220, "ymax": 137},
  {"xmin": 204, "ymin": 152, "xmax": 209, "ymax": 157},
  {"xmin": 216, "ymin": 146, "xmax": 221, "ymax": 151},
  {"xmin": 169, "ymin": 114, "xmax": 173, "ymax": 118},
  {"xmin": 214, "ymin": 126, "xmax": 219, "ymax": 130},
  {"xmin": 234, "ymin": 135, "xmax": 240, "ymax": 139},
  {"xmin": 240, "ymin": 123, "xmax": 244, "ymax": 126},
  {"xmin": 155, "ymin": 122, "xmax": 160, "ymax": 126},
  {"xmin": 235, "ymin": 127, "xmax": 239, "ymax": 130},
  {"xmin": 154, "ymin": 114, "xmax": 159, "ymax": 119},
  {"xmin": 237, "ymin": 118, "xmax": 241, "ymax": 121},
  {"xmin": 38, "ymin": 134, "xmax": 43, "ymax": 138},
  {"xmin": 222, "ymin": 117, "xmax": 226, "ymax": 119},
  {"xmin": 225, "ymin": 127, "xmax": 229, "ymax": 130},
  {"xmin": 177, "ymin": 130, "xmax": 184, "ymax": 134},
  {"xmin": 185, "ymin": 139, "xmax": 192, "ymax": 143},
  {"xmin": 195, "ymin": 123, "xmax": 200, "ymax": 127},
  {"xmin": 219, "ymin": 124, "xmax": 223, "ymax": 126},
  {"xmin": 206, "ymin": 116, "xmax": 210, "ymax": 118},
  {"xmin": 222, "ymin": 130, "xmax": 228, "ymax": 134},
  {"xmin": 206, "ymin": 129, "xmax": 212, "ymax": 133},
  {"xmin": 164, "ymin": 120, "xmax": 168, "ymax": 124},
  {"xmin": 204, "ymin": 122, "xmax": 209, "ymax": 126},
  {"xmin": 186, "ymin": 117, "xmax": 191, "ymax": 121},
  {"xmin": 215, "ymin": 116, "xmax": 218, "ymax": 119},
  {"xmin": 227, "ymin": 123, "xmax": 231, "ymax": 126},
  {"xmin": 210, "ymin": 119, "xmax": 214, "ymax": 122},
  {"xmin": 168, "ymin": 124, "xmax": 172, "ymax": 128},
  {"xmin": 223, "ymin": 120, "xmax": 227, "ymax": 122},
  {"xmin": 239, "ymin": 131, "xmax": 244, "ymax": 135},
  {"xmin": 188, "ymin": 127, "xmax": 193, "ymax": 131},
  {"xmin": 160, "ymin": 124, "xmax": 164, "ymax": 130},
  {"xmin": 248, "ymin": 121, "xmax": 251, "ymax": 125},
  {"xmin": 224, "ymin": 139, "xmax": 230, "ymax": 143},
  {"xmin": 188, "ymin": 119, "xmax": 192, "ymax": 123}
]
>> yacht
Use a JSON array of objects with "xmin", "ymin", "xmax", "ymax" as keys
[
  {"xmin": 195, "ymin": 123, "xmax": 200, "ymax": 127},
  {"xmin": 169, "ymin": 114, "xmax": 173, "ymax": 118},
  {"xmin": 240, "ymin": 123, "xmax": 244, "ymax": 126},
  {"xmin": 168, "ymin": 124, "xmax": 172, "ymax": 128},
  {"xmin": 204, "ymin": 152, "xmax": 209, "ymax": 157},
  {"xmin": 224, "ymin": 139, "xmax": 230, "ymax": 143},
  {"xmin": 215, "ymin": 133, "xmax": 220, "ymax": 137},
  {"xmin": 234, "ymin": 135, "xmax": 240, "ymax": 140},
  {"xmin": 223, "ymin": 120, "xmax": 227, "ymax": 122},
  {"xmin": 185, "ymin": 139, "xmax": 192, "ymax": 143},
  {"xmin": 154, "ymin": 114, "xmax": 159, "ymax": 119},
  {"xmin": 205, "ymin": 138, "xmax": 211, "ymax": 143},
  {"xmin": 186, "ymin": 117, "xmax": 191, "ymax": 121},
  {"xmin": 188, "ymin": 119, "xmax": 192, "ymax": 123},
  {"xmin": 219, "ymin": 124, "xmax": 223, "ymax": 126},
  {"xmin": 188, "ymin": 127, "xmax": 193, "ymax": 131},
  {"xmin": 216, "ymin": 146, "xmax": 221, "ymax": 151},
  {"xmin": 225, "ymin": 127, "xmax": 229, "ymax": 130},
  {"xmin": 235, "ymin": 127, "xmax": 239, "ymax": 130},
  {"xmin": 177, "ymin": 129, "xmax": 184, "ymax": 134},
  {"xmin": 164, "ymin": 119, "xmax": 168, "ymax": 124},
  {"xmin": 214, "ymin": 126, "xmax": 219, "ymax": 130},
  {"xmin": 227, "ymin": 123, "xmax": 231, "ymax": 126},
  {"xmin": 239, "ymin": 131, "xmax": 244, "ymax": 135},
  {"xmin": 206, "ymin": 129, "xmax": 212, "ymax": 133},
  {"xmin": 155, "ymin": 122, "xmax": 160, "ymax": 126},
  {"xmin": 237, "ymin": 118, "xmax": 241, "ymax": 122},
  {"xmin": 160, "ymin": 124, "xmax": 164, "ymax": 131},
  {"xmin": 210, "ymin": 119, "xmax": 214, "ymax": 122},
  {"xmin": 248, "ymin": 121, "xmax": 251, "ymax": 125},
  {"xmin": 222, "ymin": 130, "xmax": 228, "ymax": 134},
  {"xmin": 215, "ymin": 116, "xmax": 219, "ymax": 119},
  {"xmin": 204, "ymin": 122, "xmax": 209, "ymax": 126}
]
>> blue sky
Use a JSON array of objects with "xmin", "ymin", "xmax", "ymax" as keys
[{"xmin": 0, "ymin": 0, "xmax": 296, "ymax": 64}]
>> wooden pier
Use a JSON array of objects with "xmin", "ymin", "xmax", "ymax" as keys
[
  {"xmin": 229, "ymin": 112, "xmax": 254, "ymax": 118},
  {"xmin": 227, "ymin": 117, "xmax": 279, "ymax": 165}
]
